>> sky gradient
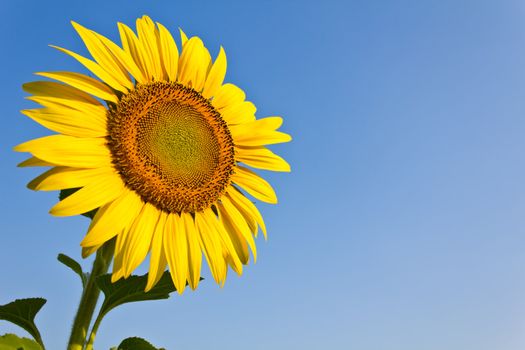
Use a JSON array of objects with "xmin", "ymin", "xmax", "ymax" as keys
[{"xmin": 1, "ymin": 1, "xmax": 525, "ymax": 349}]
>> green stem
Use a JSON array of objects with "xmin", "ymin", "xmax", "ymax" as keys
[
  {"xmin": 84, "ymin": 311, "xmax": 104, "ymax": 350},
  {"xmin": 67, "ymin": 242, "xmax": 114, "ymax": 350},
  {"xmin": 33, "ymin": 332, "xmax": 46, "ymax": 350}
]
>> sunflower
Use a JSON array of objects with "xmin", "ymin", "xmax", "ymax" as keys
[{"xmin": 15, "ymin": 15, "xmax": 291, "ymax": 294}]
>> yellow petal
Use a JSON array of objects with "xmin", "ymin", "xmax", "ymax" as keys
[
  {"xmin": 146, "ymin": 211, "xmax": 169, "ymax": 291},
  {"xmin": 112, "ymin": 227, "xmax": 130, "ymax": 282},
  {"xmin": 212, "ymin": 83, "xmax": 245, "ymax": 110},
  {"xmin": 231, "ymin": 166, "xmax": 277, "ymax": 204},
  {"xmin": 203, "ymin": 208, "xmax": 243, "ymax": 275},
  {"xmin": 156, "ymin": 22, "xmax": 179, "ymax": 82},
  {"xmin": 21, "ymin": 108, "xmax": 106, "ymax": 138},
  {"xmin": 35, "ymin": 71, "xmax": 118, "ymax": 103},
  {"xmin": 17, "ymin": 156, "xmax": 55, "ymax": 167},
  {"xmin": 71, "ymin": 21, "xmax": 133, "ymax": 90},
  {"xmin": 50, "ymin": 172, "xmax": 125, "ymax": 216},
  {"xmin": 26, "ymin": 95, "xmax": 105, "ymax": 116},
  {"xmin": 225, "ymin": 191, "xmax": 258, "ymax": 236},
  {"xmin": 136, "ymin": 16, "xmax": 162, "ymax": 80},
  {"xmin": 50, "ymin": 45, "xmax": 128, "ymax": 93},
  {"xmin": 226, "ymin": 188, "xmax": 267, "ymax": 238},
  {"xmin": 230, "ymin": 126, "xmax": 292, "ymax": 146},
  {"xmin": 220, "ymin": 101, "xmax": 257, "ymax": 125},
  {"xmin": 27, "ymin": 166, "xmax": 114, "ymax": 191},
  {"xmin": 164, "ymin": 213, "xmax": 189, "ymax": 294},
  {"xmin": 23, "ymin": 81, "xmax": 99, "ymax": 105},
  {"xmin": 202, "ymin": 47, "xmax": 227, "ymax": 98},
  {"xmin": 92, "ymin": 29, "xmax": 147, "ymax": 84},
  {"xmin": 182, "ymin": 212, "xmax": 202, "ymax": 290},
  {"xmin": 195, "ymin": 211, "xmax": 226, "ymax": 285},
  {"xmin": 123, "ymin": 202, "xmax": 158, "ymax": 277},
  {"xmin": 230, "ymin": 116, "xmax": 286, "ymax": 134},
  {"xmin": 178, "ymin": 37, "xmax": 211, "ymax": 91},
  {"xmin": 217, "ymin": 198, "xmax": 257, "ymax": 262},
  {"xmin": 254, "ymin": 116, "xmax": 283, "ymax": 130},
  {"xmin": 180, "ymin": 28, "xmax": 189, "ymax": 47},
  {"xmin": 81, "ymin": 244, "xmax": 101, "ymax": 258},
  {"xmin": 218, "ymin": 213, "xmax": 250, "ymax": 264},
  {"xmin": 118, "ymin": 22, "xmax": 149, "ymax": 81},
  {"xmin": 235, "ymin": 146, "xmax": 291, "ymax": 172},
  {"xmin": 14, "ymin": 135, "xmax": 112, "ymax": 168},
  {"xmin": 81, "ymin": 189, "xmax": 143, "ymax": 247}
]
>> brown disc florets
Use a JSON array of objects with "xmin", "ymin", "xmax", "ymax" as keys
[{"xmin": 107, "ymin": 82, "xmax": 235, "ymax": 214}]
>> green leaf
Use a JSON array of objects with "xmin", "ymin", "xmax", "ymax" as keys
[
  {"xmin": 116, "ymin": 337, "xmax": 164, "ymax": 350},
  {"xmin": 0, "ymin": 333, "xmax": 42, "ymax": 350},
  {"xmin": 96, "ymin": 271, "xmax": 177, "ymax": 319},
  {"xmin": 57, "ymin": 253, "xmax": 88, "ymax": 288},
  {"xmin": 0, "ymin": 299, "xmax": 45, "ymax": 348}
]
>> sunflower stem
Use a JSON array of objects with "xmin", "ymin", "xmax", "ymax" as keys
[
  {"xmin": 84, "ymin": 312, "xmax": 104, "ymax": 350},
  {"xmin": 67, "ymin": 241, "xmax": 114, "ymax": 350}
]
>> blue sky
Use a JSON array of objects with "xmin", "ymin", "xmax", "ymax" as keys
[{"xmin": 1, "ymin": 0, "xmax": 525, "ymax": 349}]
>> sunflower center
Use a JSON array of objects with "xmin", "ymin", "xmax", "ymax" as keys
[{"xmin": 107, "ymin": 82, "xmax": 235, "ymax": 213}]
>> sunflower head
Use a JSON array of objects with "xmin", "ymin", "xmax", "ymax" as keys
[{"xmin": 15, "ymin": 15, "xmax": 291, "ymax": 294}]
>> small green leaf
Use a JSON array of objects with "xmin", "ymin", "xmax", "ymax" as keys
[
  {"xmin": 0, "ymin": 298, "xmax": 46, "ymax": 348},
  {"xmin": 96, "ymin": 272, "xmax": 177, "ymax": 319},
  {"xmin": 57, "ymin": 253, "xmax": 88, "ymax": 288},
  {"xmin": 116, "ymin": 337, "xmax": 164, "ymax": 350},
  {"xmin": 0, "ymin": 333, "xmax": 42, "ymax": 350}
]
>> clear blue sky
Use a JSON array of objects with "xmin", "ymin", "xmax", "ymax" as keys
[{"xmin": 1, "ymin": 0, "xmax": 524, "ymax": 349}]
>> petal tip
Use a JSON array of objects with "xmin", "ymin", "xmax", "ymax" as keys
[
  {"xmin": 26, "ymin": 180, "xmax": 38, "ymax": 191},
  {"xmin": 12, "ymin": 144, "xmax": 23, "ymax": 152},
  {"xmin": 111, "ymin": 272, "xmax": 122, "ymax": 283}
]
